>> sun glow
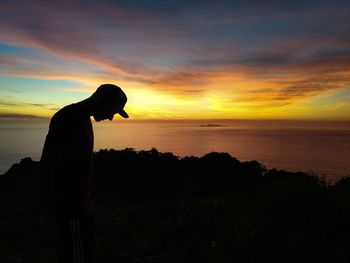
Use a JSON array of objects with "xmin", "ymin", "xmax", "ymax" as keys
[{"xmin": 1, "ymin": 0, "xmax": 350, "ymax": 121}]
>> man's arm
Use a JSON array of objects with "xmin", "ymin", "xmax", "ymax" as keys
[
  {"xmin": 38, "ymin": 127, "xmax": 65, "ymax": 215},
  {"xmin": 38, "ymin": 133, "xmax": 55, "ymax": 214}
]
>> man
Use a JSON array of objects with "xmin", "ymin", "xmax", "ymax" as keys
[{"xmin": 40, "ymin": 84, "xmax": 128, "ymax": 263}]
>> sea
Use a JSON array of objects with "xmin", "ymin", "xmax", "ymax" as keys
[{"xmin": 1, "ymin": 119, "xmax": 350, "ymax": 182}]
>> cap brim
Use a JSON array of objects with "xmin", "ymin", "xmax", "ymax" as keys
[{"xmin": 118, "ymin": 109, "xmax": 129, "ymax": 118}]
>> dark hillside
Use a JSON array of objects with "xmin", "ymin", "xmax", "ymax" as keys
[{"xmin": 1, "ymin": 148, "xmax": 350, "ymax": 262}]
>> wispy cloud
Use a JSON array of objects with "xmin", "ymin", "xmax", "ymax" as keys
[
  {"xmin": 0, "ymin": 99, "xmax": 58, "ymax": 109},
  {"xmin": 0, "ymin": 113, "xmax": 46, "ymax": 119},
  {"xmin": 1, "ymin": 0, "xmax": 350, "ymax": 119}
]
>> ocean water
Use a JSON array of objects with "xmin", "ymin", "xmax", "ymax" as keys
[{"xmin": 1, "ymin": 119, "xmax": 350, "ymax": 182}]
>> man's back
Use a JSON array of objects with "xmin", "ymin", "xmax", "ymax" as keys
[{"xmin": 41, "ymin": 103, "xmax": 94, "ymax": 216}]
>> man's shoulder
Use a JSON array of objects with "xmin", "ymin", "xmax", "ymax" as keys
[
  {"xmin": 50, "ymin": 104, "xmax": 90, "ymax": 130},
  {"xmin": 51, "ymin": 104, "xmax": 79, "ymax": 122},
  {"xmin": 49, "ymin": 104, "xmax": 77, "ymax": 130}
]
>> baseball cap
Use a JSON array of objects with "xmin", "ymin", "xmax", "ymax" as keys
[{"xmin": 94, "ymin": 84, "xmax": 129, "ymax": 118}]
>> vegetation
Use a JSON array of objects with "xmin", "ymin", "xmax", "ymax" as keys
[{"xmin": 1, "ymin": 148, "xmax": 350, "ymax": 262}]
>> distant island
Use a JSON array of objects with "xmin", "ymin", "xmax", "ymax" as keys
[
  {"xmin": 1, "ymin": 148, "xmax": 350, "ymax": 263},
  {"xmin": 199, "ymin": 124, "xmax": 225, "ymax": 127}
]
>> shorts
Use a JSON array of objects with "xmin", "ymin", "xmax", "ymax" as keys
[{"xmin": 56, "ymin": 213, "xmax": 95, "ymax": 263}]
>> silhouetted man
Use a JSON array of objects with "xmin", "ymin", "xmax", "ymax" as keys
[{"xmin": 40, "ymin": 84, "xmax": 128, "ymax": 263}]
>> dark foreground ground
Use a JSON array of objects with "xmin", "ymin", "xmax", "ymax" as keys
[{"xmin": 1, "ymin": 148, "xmax": 350, "ymax": 263}]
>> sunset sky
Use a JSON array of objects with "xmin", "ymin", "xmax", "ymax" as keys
[{"xmin": 1, "ymin": 0, "xmax": 350, "ymax": 120}]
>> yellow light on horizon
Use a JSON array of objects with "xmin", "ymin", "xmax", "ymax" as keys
[{"xmin": 2, "ymin": 68, "xmax": 350, "ymax": 120}]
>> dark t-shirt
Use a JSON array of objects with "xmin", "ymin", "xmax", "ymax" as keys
[{"xmin": 40, "ymin": 103, "xmax": 94, "ymax": 216}]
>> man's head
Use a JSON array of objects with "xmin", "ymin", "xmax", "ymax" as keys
[{"xmin": 90, "ymin": 84, "xmax": 128, "ymax": 121}]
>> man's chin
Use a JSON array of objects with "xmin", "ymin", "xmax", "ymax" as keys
[{"xmin": 93, "ymin": 116, "xmax": 102, "ymax": 122}]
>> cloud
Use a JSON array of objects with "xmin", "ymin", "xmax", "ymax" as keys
[
  {"xmin": 0, "ymin": 98, "xmax": 58, "ymax": 109},
  {"xmin": 0, "ymin": 113, "xmax": 45, "ymax": 119},
  {"xmin": 1, "ymin": 0, "xmax": 350, "ymax": 118}
]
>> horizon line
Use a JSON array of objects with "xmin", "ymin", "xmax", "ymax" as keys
[{"xmin": 1, "ymin": 116, "xmax": 350, "ymax": 122}]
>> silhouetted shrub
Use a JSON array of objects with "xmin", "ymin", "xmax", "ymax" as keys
[{"xmin": 1, "ymin": 148, "xmax": 350, "ymax": 263}]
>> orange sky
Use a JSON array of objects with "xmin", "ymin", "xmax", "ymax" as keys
[{"xmin": 1, "ymin": 1, "xmax": 350, "ymax": 120}]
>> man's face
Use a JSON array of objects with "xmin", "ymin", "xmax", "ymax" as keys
[
  {"xmin": 92, "ymin": 104, "xmax": 116, "ymax": 122},
  {"xmin": 93, "ymin": 112, "xmax": 115, "ymax": 122},
  {"xmin": 93, "ymin": 103, "xmax": 125, "ymax": 122}
]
